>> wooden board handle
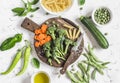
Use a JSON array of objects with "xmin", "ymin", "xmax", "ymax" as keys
[{"xmin": 21, "ymin": 18, "xmax": 39, "ymax": 32}]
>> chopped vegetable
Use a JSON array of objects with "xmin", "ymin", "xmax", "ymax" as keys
[
  {"xmin": 34, "ymin": 24, "xmax": 51, "ymax": 47},
  {"xmin": 32, "ymin": 58, "xmax": 40, "ymax": 69}
]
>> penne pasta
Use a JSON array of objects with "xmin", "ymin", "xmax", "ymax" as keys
[{"xmin": 41, "ymin": 0, "xmax": 72, "ymax": 12}]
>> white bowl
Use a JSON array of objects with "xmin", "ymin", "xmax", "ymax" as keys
[
  {"xmin": 40, "ymin": 0, "xmax": 74, "ymax": 15},
  {"xmin": 92, "ymin": 7, "xmax": 112, "ymax": 27},
  {"xmin": 31, "ymin": 71, "xmax": 50, "ymax": 83}
]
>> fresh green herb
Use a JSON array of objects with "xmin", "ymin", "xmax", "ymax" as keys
[
  {"xmin": 32, "ymin": 58, "xmax": 40, "ymax": 68},
  {"xmin": 0, "ymin": 34, "xmax": 22, "ymax": 51},
  {"xmin": 12, "ymin": 8, "xmax": 25, "ymax": 16},
  {"xmin": 79, "ymin": 0, "xmax": 85, "ymax": 6},
  {"xmin": 12, "ymin": 0, "xmax": 39, "ymax": 16},
  {"xmin": 30, "ymin": 0, "xmax": 39, "ymax": 5}
]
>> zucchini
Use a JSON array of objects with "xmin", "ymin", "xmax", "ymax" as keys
[{"xmin": 80, "ymin": 16, "xmax": 109, "ymax": 49}]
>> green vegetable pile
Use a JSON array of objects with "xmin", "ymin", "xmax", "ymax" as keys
[
  {"xmin": 66, "ymin": 44, "xmax": 110, "ymax": 83},
  {"xmin": 43, "ymin": 23, "xmax": 76, "ymax": 65},
  {"xmin": 12, "ymin": 0, "xmax": 39, "ymax": 16}
]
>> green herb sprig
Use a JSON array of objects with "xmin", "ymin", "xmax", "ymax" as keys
[{"xmin": 12, "ymin": 0, "xmax": 39, "ymax": 16}]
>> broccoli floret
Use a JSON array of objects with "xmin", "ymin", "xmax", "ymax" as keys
[
  {"xmin": 56, "ymin": 29, "xmax": 66, "ymax": 38},
  {"xmin": 43, "ymin": 42, "xmax": 52, "ymax": 58},
  {"xmin": 47, "ymin": 26, "xmax": 56, "ymax": 40},
  {"xmin": 64, "ymin": 39, "xmax": 74, "ymax": 54},
  {"xmin": 43, "ymin": 42, "xmax": 51, "ymax": 51}
]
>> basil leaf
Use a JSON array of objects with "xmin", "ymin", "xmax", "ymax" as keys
[
  {"xmin": 30, "ymin": 0, "xmax": 39, "ymax": 5},
  {"xmin": 12, "ymin": 7, "xmax": 25, "ymax": 16},
  {"xmin": 27, "ymin": 1, "xmax": 32, "ymax": 12},
  {"xmin": 32, "ymin": 58, "xmax": 40, "ymax": 68},
  {"xmin": 79, "ymin": 0, "xmax": 85, "ymax": 5},
  {"xmin": 30, "ymin": 7, "xmax": 39, "ymax": 12}
]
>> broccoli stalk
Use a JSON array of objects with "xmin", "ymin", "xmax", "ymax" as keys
[
  {"xmin": 64, "ymin": 39, "xmax": 74, "ymax": 54},
  {"xmin": 47, "ymin": 26, "xmax": 56, "ymax": 40},
  {"xmin": 48, "ymin": 58, "xmax": 52, "ymax": 65}
]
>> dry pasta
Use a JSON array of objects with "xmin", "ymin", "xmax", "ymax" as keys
[{"xmin": 42, "ymin": 0, "xmax": 72, "ymax": 12}]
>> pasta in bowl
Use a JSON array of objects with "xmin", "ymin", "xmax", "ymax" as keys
[{"xmin": 40, "ymin": 0, "xmax": 73, "ymax": 15}]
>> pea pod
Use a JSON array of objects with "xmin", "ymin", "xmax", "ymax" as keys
[
  {"xmin": 1, "ymin": 48, "xmax": 23, "ymax": 75},
  {"xmin": 0, "ymin": 34, "xmax": 22, "ymax": 51},
  {"xmin": 16, "ymin": 40, "xmax": 31, "ymax": 76}
]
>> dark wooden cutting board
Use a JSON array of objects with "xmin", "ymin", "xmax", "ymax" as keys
[{"xmin": 21, "ymin": 17, "xmax": 84, "ymax": 67}]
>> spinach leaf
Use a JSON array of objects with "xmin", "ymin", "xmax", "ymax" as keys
[
  {"xmin": 30, "ymin": 0, "xmax": 39, "ymax": 5},
  {"xmin": 32, "ymin": 58, "xmax": 40, "ymax": 69},
  {"xmin": 79, "ymin": 0, "xmax": 85, "ymax": 5},
  {"xmin": 12, "ymin": 7, "xmax": 25, "ymax": 16}
]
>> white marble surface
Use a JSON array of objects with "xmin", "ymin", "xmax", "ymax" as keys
[{"xmin": 0, "ymin": 0, "xmax": 120, "ymax": 83}]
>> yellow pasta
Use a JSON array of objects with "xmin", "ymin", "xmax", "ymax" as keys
[{"xmin": 41, "ymin": 0, "xmax": 72, "ymax": 12}]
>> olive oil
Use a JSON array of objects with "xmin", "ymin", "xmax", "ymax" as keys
[{"xmin": 34, "ymin": 72, "xmax": 49, "ymax": 83}]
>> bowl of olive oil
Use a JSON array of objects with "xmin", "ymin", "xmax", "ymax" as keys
[{"xmin": 31, "ymin": 71, "xmax": 50, "ymax": 83}]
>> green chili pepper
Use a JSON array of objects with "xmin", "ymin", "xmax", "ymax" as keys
[
  {"xmin": 16, "ymin": 40, "xmax": 31, "ymax": 76},
  {"xmin": 1, "ymin": 48, "xmax": 24, "ymax": 75},
  {"xmin": 0, "ymin": 34, "xmax": 22, "ymax": 51}
]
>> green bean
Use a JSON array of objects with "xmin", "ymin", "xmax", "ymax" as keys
[
  {"xmin": 1, "ymin": 48, "xmax": 23, "ymax": 75},
  {"xmin": 75, "ymin": 71, "xmax": 83, "ymax": 81},
  {"xmin": 66, "ymin": 71, "xmax": 80, "ymax": 83},
  {"xmin": 91, "ymin": 69, "xmax": 97, "ymax": 79},
  {"xmin": 78, "ymin": 63, "xmax": 87, "ymax": 75},
  {"xmin": 102, "ymin": 62, "xmax": 110, "ymax": 66},
  {"xmin": 83, "ymin": 61, "xmax": 104, "ymax": 75},
  {"xmin": 16, "ymin": 40, "xmax": 31, "ymax": 76},
  {"xmin": 88, "ymin": 45, "xmax": 103, "ymax": 63}
]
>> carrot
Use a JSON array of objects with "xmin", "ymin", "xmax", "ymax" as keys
[
  {"xmin": 45, "ymin": 36, "xmax": 51, "ymax": 42},
  {"xmin": 37, "ymin": 34, "xmax": 47, "ymax": 40},
  {"xmin": 41, "ymin": 24, "xmax": 48, "ymax": 33},
  {"xmin": 35, "ymin": 29, "xmax": 42, "ymax": 34},
  {"xmin": 35, "ymin": 42, "xmax": 40, "ymax": 47},
  {"xmin": 34, "ymin": 24, "xmax": 51, "ymax": 47}
]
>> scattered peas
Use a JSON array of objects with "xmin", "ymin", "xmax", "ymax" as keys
[{"xmin": 94, "ymin": 8, "xmax": 111, "ymax": 25}]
